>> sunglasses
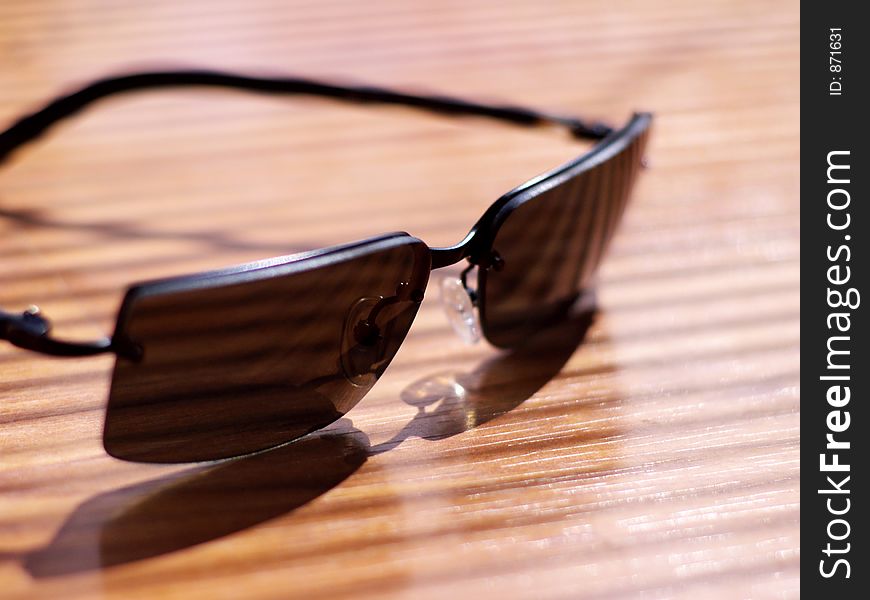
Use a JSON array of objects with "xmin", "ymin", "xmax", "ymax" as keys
[{"xmin": 0, "ymin": 70, "xmax": 652, "ymax": 463}]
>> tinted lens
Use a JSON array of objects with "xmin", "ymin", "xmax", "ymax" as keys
[
  {"xmin": 104, "ymin": 235, "xmax": 429, "ymax": 463},
  {"xmin": 480, "ymin": 116, "xmax": 651, "ymax": 348}
]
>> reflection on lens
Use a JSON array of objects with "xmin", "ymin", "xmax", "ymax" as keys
[
  {"xmin": 104, "ymin": 234, "xmax": 429, "ymax": 463},
  {"xmin": 481, "ymin": 116, "xmax": 651, "ymax": 348}
]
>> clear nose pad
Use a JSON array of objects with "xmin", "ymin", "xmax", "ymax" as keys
[
  {"xmin": 340, "ymin": 297, "xmax": 386, "ymax": 387},
  {"xmin": 439, "ymin": 275, "xmax": 481, "ymax": 344}
]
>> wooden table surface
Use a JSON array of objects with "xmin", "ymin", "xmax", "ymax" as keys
[{"xmin": 0, "ymin": 1, "xmax": 799, "ymax": 598}]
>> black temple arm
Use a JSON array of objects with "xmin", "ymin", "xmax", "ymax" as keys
[
  {"xmin": 1, "ymin": 307, "xmax": 113, "ymax": 357},
  {"xmin": 0, "ymin": 70, "xmax": 613, "ymax": 166}
]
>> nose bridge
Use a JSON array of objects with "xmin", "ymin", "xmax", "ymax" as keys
[
  {"xmin": 430, "ymin": 227, "xmax": 479, "ymax": 269},
  {"xmin": 430, "ymin": 246, "xmax": 468, "ymax": 270}
]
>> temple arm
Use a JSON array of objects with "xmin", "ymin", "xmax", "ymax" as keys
[
  {"xmin": 0, "ymin": 307, "xmax": 114, "ymax": 356},
  {"xmin": 0, "ymin": 70, "xmax": 613, "ymax": 166}
]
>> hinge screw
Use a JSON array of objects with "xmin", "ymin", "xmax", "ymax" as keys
[{"xmin": 490, "ymin": 252, "xmax": 505, "ymax": 272}]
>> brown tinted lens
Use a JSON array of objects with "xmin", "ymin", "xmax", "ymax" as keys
[
  {"xmin": 481, "ymin": 123, "xmax": 650, "ymax": 348},
  {"xmin": 104, "ymin": 237, "xmax": 429, "ymax": 463}
]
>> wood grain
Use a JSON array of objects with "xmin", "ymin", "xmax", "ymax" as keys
[{"xmin": 0, "ymin": 1, "xmax": 799, "ymax": 598}]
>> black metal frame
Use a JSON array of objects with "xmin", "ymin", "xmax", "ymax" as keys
[{"xmin": 0, "ymin": 69, "xmax": 650, "ymax": 357}]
